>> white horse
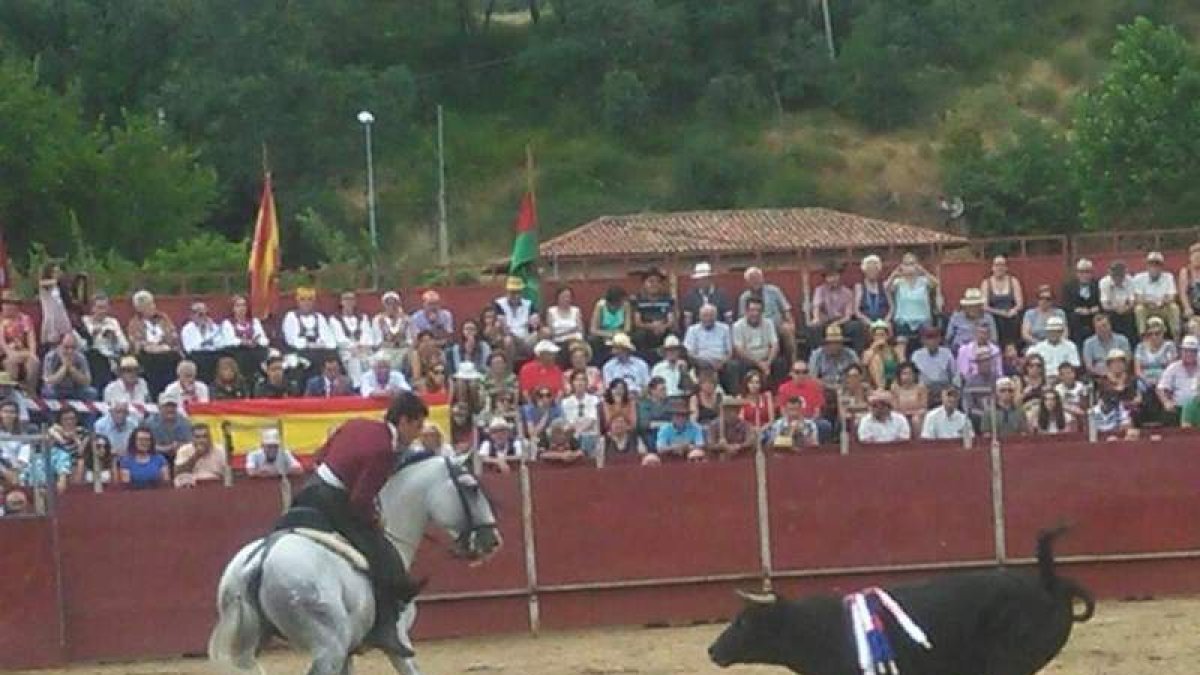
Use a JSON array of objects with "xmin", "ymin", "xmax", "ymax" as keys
[{"xmin": 208, "ymin": 453, "xmax": 501, "ymax": 675}]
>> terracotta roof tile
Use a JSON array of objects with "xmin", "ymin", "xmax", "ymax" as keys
[{"xmin": 540, "ymin": 208, "xmax": 965, "ymax": 259}]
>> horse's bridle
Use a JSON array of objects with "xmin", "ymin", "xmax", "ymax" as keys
[{"xmin": 441, "ymin": 456, "xmax": 499, "ymax": 556}]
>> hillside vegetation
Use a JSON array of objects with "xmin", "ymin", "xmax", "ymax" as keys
[{"xmin": 1, "ymin": 0, "xmax": 1199, "ymax": 289}]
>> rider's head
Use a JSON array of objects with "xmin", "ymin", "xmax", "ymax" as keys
[{"xmin": 386, "ymin": 391, "xmax": 429, "ymax": 448}]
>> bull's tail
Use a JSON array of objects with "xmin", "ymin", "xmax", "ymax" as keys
[
  {"xmin": 208, "ymin": 547, "xmax": 268, "ymax": 673},
  {"xmin": 1035, "ymin": 525, "xmax": 1094, "ymax": 623}
]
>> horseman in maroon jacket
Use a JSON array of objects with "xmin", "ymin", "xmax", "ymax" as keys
[{"xmin": 290, "ymin": 391, "xmax": 428, "ymax": 657}]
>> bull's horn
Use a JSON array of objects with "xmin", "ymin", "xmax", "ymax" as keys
[{"xmin": 735, "ymin": 590, "xmax": 778, "ymax": 605}]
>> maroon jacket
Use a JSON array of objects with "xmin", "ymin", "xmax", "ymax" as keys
[{"xmin": 318, "ymin": 418, "xmax": 396, "ymax": 522}]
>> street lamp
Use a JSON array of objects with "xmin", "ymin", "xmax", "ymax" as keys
[{"xmin": 357, "ymin": 110, "xmax": 380, "ymax": 289}]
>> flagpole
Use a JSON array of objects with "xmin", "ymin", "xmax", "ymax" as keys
[{"xmin": 525, "ymin": 143, "xmax": 535, "ymax": 202}]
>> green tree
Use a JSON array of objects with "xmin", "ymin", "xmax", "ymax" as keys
[
  {"xmin": 600, "ymin": 69, "xmax": 651, "ymax": 135},
  {"xmin": 1072, "ymin": 18, "xmax": 1200, "ymax": 228}
]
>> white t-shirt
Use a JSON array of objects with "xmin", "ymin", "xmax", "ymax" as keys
[
  {"xmin": 560, "ymin": 394, "xmax": 601, "ymax": 435},
  {"xmin": 920, "ymin": 407, "xmax": 973, "ymax": 440},
  {"xmin": 1026, "ymin": 339, "xmax": 1080, "ymax": 378},
  {"xmin": 245, "ymin": 448, "xmax": 301, "ymax": 476},
  {"xmin": 1132, "ymin": 271, "xmax": 1177, "ymax": 304},
  {"xmin": 857, "ymin": 412, "xmax": 912, "ymax": 444},
  {"xmin": 546, "ymin": 306, "xmax": 583, "ymax": 343}
]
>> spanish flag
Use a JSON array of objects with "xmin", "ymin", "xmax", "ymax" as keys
[{"xmin": 249, "ymin": 173, "xmax": 280, "ymax": 320}]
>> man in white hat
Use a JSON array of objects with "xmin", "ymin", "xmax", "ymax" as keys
[
  {"xmin": 651, "ymin": 334, "xmax": 691, "ymax": 397},
  {"xmin": 479, "ymin": 416, "xmax": 526, "ymax": 473},
  {"xmin": 519, "ymin": 339, "xmax": 564, "ymax": 401},
  {"xmin": 1157, "ymin": 335, "xmax": 1200, "ymax": 422},
  {"xmin": 103, "ymin": 355, "xmax": 151, "ymax": 406},
  {"xmin": 681, "ymin": 262, "xmax": 732, "ymax": 327},
  {"xmin": 856, "ymin": 390, "xmax": 911, "ymax": 444},
  {"xmin": 495, "ymin": 276, "xmax": 535, "ymax": 343},
  {"xmin": 1062, "ymin": 258, "xmax": 1101, "ymax": 345},
  {"xmin": 1026, "ymin": 316, "xmax": 1079, "ymax": 382},
  {"xmin": 360, "ymin": 354, "xmax": 411, "ymax": 399},
  {"xmin": 245, "ymin": 427, "xmax": 303, "ymax": 477},
  {"xmin": 148, "ymin": 392, "xmax": 193, "ymax": 462},
  {"xmin": 1133, "ymin": 251, "xmax": 1181, "ymax": 337},
  {"xmin": 945, "ymin": 288, "xmax": 997, "ymax": 354},
  {"xmin": 601, "ymin": 332, "xmax": 650, "ymax": 395}
]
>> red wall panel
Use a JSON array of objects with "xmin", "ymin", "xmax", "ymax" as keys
[
  {"xmin": 531, "ymin": 462, "xmax": 760, "ymax": 585},
  {"xmin": 769, "ymin": 449, "xmax": 996, "ymax": 571},
  {"xmin": 411, "ymin": 596, "xmax": 529, "ymax": 640},
  {"xmin": 1002, "ymin": 439, "xmax": 1200, "ymax": 558},
  {"xmin": 538, "ymin": 581, "xmax": 748, "ymax": 631},
  {"xmin": 0, "ymin": 517, "xmax": 64, "ymax": 670}
]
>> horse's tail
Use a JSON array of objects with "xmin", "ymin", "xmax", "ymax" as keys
[{"xmin": 208, "ymin": 545, "xmax": 267, "ymax": 673}]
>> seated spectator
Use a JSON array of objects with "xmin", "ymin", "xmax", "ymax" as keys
[
  {"xmin": 410, "ymin": 290, "xmax": 455, "ymax": 349},
  {"xmin": 739, "ymin": 370, "xmax": 774, "ymax": 429},
  {"xmin": 1063, "ymin": 258, "xmax": 1101, "ymax": 345},
  {"xmin": 1090, "ymin": 390, "xmax": 1137, "ymax": 440},
  {"xmin": 495, "ymin": 277, "xmax": 537, "ymax": 349},
  {"xmin": 838, "ymin": 363, "xmax": 870, "ymax": 428},
  {"xmin": 448, "ymin": 402, "xmax": 477, "ymax": 453},
  {"xmin": 1100, "ymin": 260, "xmax": 1138, "ymax": 344},
  {"xmin": 119, "ymin": 426, "xmax": 169, "ymax": 490},
  {"xmin": 601, "ymin": 333, "xmax": 650, "ymax": 395},
  {"xmin": 1157, "ymin": 335, "xmax": 1200, "ymax": 424},
  {"xmin": 537, "ymin": 420, "xmax": 586, "ymax": 465},
  {"xmin": 479, "ymin": 416, "xmax": 526, "ymax": 473},
  {"xmin": 519, "ymin": 341, "xmax": 564, "ymax": 401},
  {"xmin": 733, "ymin": 296, "xmax": 779, "ymax": 383},
  {"xmin": 448, "ymin": 319, "xmax": 491, "ymax": 376},
  {"xmin": 220, "ymin": 294, "xmax": 270, "ymax": 350},
  {"xmin": 212, "ymin": 356, "xmax": 250, "ymax": 400},
  {"xmin": 962, "ymin": 347, "xmax": 1001, "ymax": 417},
  {"xmin": 766, "ymin": 396, "xmax": 820, "ymax": 451},
  {"xmin": 94, "ymin": 398, "xmax": 140, "ymax": 456},
  {"xmin": 1081, "ymin": 314, "xmax": 1131, "ymax": 379},
  {"xmin": 739, "ymin": 267, "xmax": 796, "ymax": 362},
  {"xmin": 1, "ymin": 289, "xmax": 40, "ymax": 392},
  {"xmin": 372, "ymin": 291, "xmax": 411, "ymax": 370},
  {"xmin": 450, "ymin": 361, "xmax": 486, "ymax": 418},
  {"xmin": 562, "ymin": 341, "xmax": 603, "ymax": 396},
  {"xmin": 481, "ymin": 351, "xmax": 518, "ymax": 404},
  {"xmin": 1098, "ymin": 349, "xmax": 1143, "ymax": 424},
  {"xmin": 631, "ymin": 268, "xmax": 677, "ymax": 362},
  {"xmin": 920, "ymin": 388, "xmax": 973, "ymax": 442},
  {"xmin": 0, "ymin": 399, "xmax": 33, "ymax": 480},
  {"xmin": 82, "ymin": 293, "xmax": 129, "ymax": 392},
  {"xmin": 545, "ymin": 286, "xmax": 586, "ymax": 355},
  {"xmin": 253, "ymin": 354, "xmax": 301, "ymax": 399},
  {"xmin": 956, "ymin": 323, "xmax": 1001, "ymax": 379},
  {"xmin": 653, "ymin": 399, "xmax": 706, "ymax": 463},
  {"xmin": 684, "ymin": 304, "xmax": 733, "ymax": 387},
  {"xmin": 1021, "ymin": 285, "xmax": 1067, "ymax": 345},
  {"xmin": 808, "ymin": 324, "xmax": 859, "ymax": 389},
  {"xmin": 650, "ymin": 335, "xmax": 691, "ymax": 397},
  {"xmin": 809, "ymin": 262, "xmax": 860, "ymax": 353},
  {"xmin": 862, "ymin": 321, "xmax": 903, "ymax": 389},
  {"xmin": 423, "ymin": 363, "xmax": 451, "ymax": 407},
  {"xmin": 977, "ymin": 378, "xmax": 1030, "ymax": 437},
  {"xmin": 560, "ymin": 370, "xmax": 601, "ymax": 454},
  {"xmin": 911, "ymin": 326, "xmax": 956, "ymax": 403},
  {"xmin": 600, "ymin": 413, "xmax": 645, "ymax": 459},
  {"xmin": 0, "ymin": 374, "xmax": 29, "ymax": 425},
  {"xmin": 20, "ymin": 441, "xmax": 74, "ymax": 493},
  {"xmin": 682, "ymin": 262, "xmax": 733, "ymax": 327},
  {"xmin": 485, "ymin": 387, "xmax": 520, "ymax": 430},
  {"xmin": 42, "ymin": 334, "xmax": 96, "ymax": 400},
  {"xmin": 588, "ymin": 286, "xmax": 632, "ymax": 366},
  {"xmin": 1180, "ymin": 379, "xmax": 1200, "ymax": 428},
  {"xmin": 2, "ymin": 488, "xmax": 30, "ymax": 516},
  {"xmin": 1134, "ymin": 251, "xmax": 1181, "ymax": 337},
  {"xmin": 103, "ymin": 356, "xmax": 150, "ymax": 406},
  {"xmin": 852, "ymin": 255, "xmax": 892, "ymax": 346},
  {"xmin": 636, "ymin": 378, "xmax": 673, "ymax": 450},
  {"xmin": 282, "ymin": 287, "xmax": 336, "ymax": 353},
  {"xmin": 776, "ymin": 361, "xmax": 831, "ymax": 442},
  {"xmin": 1001, "ymin": 343, "xmax": 1023, "ymax": 378},
  {"xmin": 856, "ymin": 390, "xmax": 911, "ymax": 443},
  {"xmin": 360, "ymin": 354, "xmax": 411, "ymax": 399},
  {"xmin": 689, "ymin": 368, "xmax": 723, "ymax": 427},
  {"xmin": 148, "ymin": 393, "xmax": 193, "ymax": 463},
  {"xmin": 888, "ymin": 253, "xmax": 938, "ymax": 341},
  {"xmin": 1029, "ymin": 390, "xmax": 1075, "ymax": 435},
  {"xmin": 891, "ymin": 362, "xmax": 927, "ymax": 430},
  {"xmin": 126, "ymin": 289, "xmax": 180, "ymax": 396},
  {"xmin": 416, "ymin": 421, "xmax": 456, "ymax": 458},
  {"xmin": 180, "ymin": 300, "xmax": 224, "ymax": 380},
  {"xmin": 48, "ymin": 407, "xmax": 90, "ymax": 458},
  {"xmin": 1179, "ymin": 243, "xmax": 1200, "ymax": 322},
  {"xmin": 981, "ymin": 255, "xmax": 1024, "ymax": 349},
  {"xmin": 1017, "ymin": 354, "xmax": 1048, "ymax": 409},
  {"xmin": 708, "ymin": 398, "xmax": 754, "ymax": 459},
  {"xmin": 1134, "ymin": 317, "xmax": 1176, "ymax": 394},
  {"xmin": 408, "ymin": 330, "xmax": 447, "ymax": 387},
  {"xmin": 306, "ymin": 354, "xmax": 357, "ymax": 398},
  {"xmin": 163, "ymin": 359, "xmax": 211, "ymax": 405},
  {"xmin": 521, "ymin": 386, "xmax": 561, "ymax": 440},
  {"xmin": 945, "ymin": 288, "xmax": 998, "ymax": 356},
  {"xmin": 1054, "ymin": 363, "xmax": 1090, "ymax": 419},
  {"xmin": 173, "ymin": 423, "xmax": 229, "ymax": 487},
  {"xmin": 328, "ymin": 291, "xmax": 377, "ymax": 388},
  {"xmin": 245, "ymin": 428, "xmax": 304, "ymax": 478},
  {"xmin": 1026, "ymin": 317, "xmax": 1080, "ymax": 382}
]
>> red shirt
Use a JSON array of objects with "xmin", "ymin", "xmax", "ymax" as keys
[
  {"xmin": 518, "ymin": 360, "xmax": 564, "ymax": 398},
  {"xmin": 777, "ymin": 378, "xmax": 825, "ymax": 418},
  {"xmin": 318, "ymin": 418, "xmax": 396, "ymax": 522}
]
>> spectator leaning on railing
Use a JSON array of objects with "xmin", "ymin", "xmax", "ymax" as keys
[
  {"xmin": 856, "ymin": 390, "xmax": 911, "ymax": 444},
  {"xmin": 245, "ymin": 428, "xmax": 304, "ymax": 478},
  {"xmin": 173, "ymin": 423, "xmax": 228, "ymax": 487},
  {"xmin": 920, "ymin": 387, "xmax": 973, "ymax": 442},
  {"xmin": 94, "ymin": 398, "xmax": 140, "ymax": 457},
  {"xmin": 1157, "ymin": 335, "xmax": 1200, "ymax": 424}
]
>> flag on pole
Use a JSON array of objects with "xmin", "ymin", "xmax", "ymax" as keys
[
  {"xmin": 249, "ymin": 173, "xmax": 280, "ymax": 319},
  {"xmin": 507, "ymin": 145, "xmax": 539, "ymax": 307},
  {"xmin": 0, "ymin": 223, "xmax": 8, "ymax": 289}
]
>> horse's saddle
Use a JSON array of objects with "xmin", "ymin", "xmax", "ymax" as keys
[{"xmin": 272, "ymin": 506, "xmax": 369, "ymax": 572}]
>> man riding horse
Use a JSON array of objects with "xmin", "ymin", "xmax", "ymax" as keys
[{"xmin": 289, "ymin": 391, "xmax": 428, "ymax": 657}]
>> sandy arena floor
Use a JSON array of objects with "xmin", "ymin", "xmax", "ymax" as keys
[{"xmin": 22, "ymin": 598, "xmax": 1198, "ymax": 675}]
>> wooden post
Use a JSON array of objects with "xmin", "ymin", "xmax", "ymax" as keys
[{"xmin": 518, "ymin": 461, "xmax": 541, "ymax": 633}]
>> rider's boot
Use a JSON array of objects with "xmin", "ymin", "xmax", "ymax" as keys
[{"xmin": 365, "ymin": 593, "xmax": 414, "ymax": 658}]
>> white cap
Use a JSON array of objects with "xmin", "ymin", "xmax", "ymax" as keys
[
  {"xmin": 1182, "ymin": 335, "xmax": 1199, "ymax": 350},
  {"xmin": 157, "ymin": 392, "xmax": 181, "ymax": 406},
  {"xmin": 261, "ymin": 428, "xmax": 281, "ymax": 445},
  {"xmin": 453, "ymin": 361, "xmax": 483, "ymax": 380},
  {"xmin": 663, "ymin": 335, "xmax": 682, "ymax": 349},
  {"xmin": 691, "ymin": 262, "xmax": 713, "ymax": 279},
  {"xmin": 381, "ymin": 291, "xmax": 401, "ymax": 304},
  {"xmin": 534, "ymin": 340, "xmax": 561, "ymax": 355},
  {"xmin": 487, "ymin": 416, "xmax": 511, "ymax": 431},
  {"xmin": 1046, "ymin": 316, "xmax": 1065, "ymax": 331}
]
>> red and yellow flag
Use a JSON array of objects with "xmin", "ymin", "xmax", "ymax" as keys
[{"xmin": 249, "ymin": 173, "xmax": 280, "ymax": 319}]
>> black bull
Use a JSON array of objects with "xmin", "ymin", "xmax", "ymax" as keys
[{"xmin": 710, "ymin": 528, "xmax": 1094, "ymax": 675}]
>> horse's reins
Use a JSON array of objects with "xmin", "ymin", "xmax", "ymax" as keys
[{"xmin": 382, "ymin": 452, "xmax": 497, "ymax": 557}]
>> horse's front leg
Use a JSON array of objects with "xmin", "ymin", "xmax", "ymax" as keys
[
  {"xmin": 386, "ymin": 654, "xmax": 423, "ymax": 675},
  {"xmin": 387, "ymin": 603, "xmax": 421, "ymax": 675},
  {"xmin": 340, "ymin": 656, "xmax": 354, "ymax": 675}
]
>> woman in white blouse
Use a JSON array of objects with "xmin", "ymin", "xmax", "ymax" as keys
[
  {"xmin": 545, "ymin": 287, "xmax": 585, "ymax": 361},
  {"xmin": 373, "ymin": 291, "xmax": 411, "ymax": 369},
  {"xmin": 220, "ymin": 295, "xmax": 269, "ymax": 349}
]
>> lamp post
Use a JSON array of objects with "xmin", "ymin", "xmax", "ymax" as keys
[{"xmin": 357, "ymin": 110, "xmax": 380, "ymax": 289}]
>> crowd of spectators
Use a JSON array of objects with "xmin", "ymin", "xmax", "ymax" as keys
[{"xmin": 3, "ymin": 246, "xmax": 1200, "ymax": 506}]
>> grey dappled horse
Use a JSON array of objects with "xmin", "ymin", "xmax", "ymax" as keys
[{"xmin": 208, "ymin": 453, "xmax": 501, "ymax": 675}]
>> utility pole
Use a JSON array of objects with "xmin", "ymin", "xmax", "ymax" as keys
[
  {"xmin": 820, "ymin": 0, "xmax": 836, "ymax": 61},
  {"xmin": 436, "ymin": 105, "xmax": 449, "ymax": 267}
]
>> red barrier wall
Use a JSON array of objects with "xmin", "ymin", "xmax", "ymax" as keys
[{"xmin": 0, "ymin": 517, "xmax": 64, "ymax": 669}]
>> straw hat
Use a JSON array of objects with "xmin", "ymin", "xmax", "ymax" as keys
[
  {"xmin": 505, "ymin": 276, "xmax": 526, "ymax": 292},
  {"xmin": 663, "ymin": 335, "xmax": 683, "ymax": 350},
  {"xmin": 823, "ymin": 325, "xmax": 846, "ymax": 343},
  {"xmin": 1046, "ymin": 316, "xmax": 1066, "ymax": 332},
  {"xmin": 260, "ymin": 428, "xmax": 281, "ymax": 445},
  {"xmin": 118, "ymin": 355, "xmax": 140, "ymax": 371},
  {"xmin": 533, "ymin": 339, "xmax": 561, "ymax": 355},
  {"xmin": 487, "ymin": 416, "xmax": 512, "ymax": 432},
  {"xmin": 568, "ymin": 339, "xmax": 593, "ymax": 361},
  {"xmin": 960, "ymin": 288, "xmax": 985, "ymax": 306},
  {"xmin": 453, "ymin": 361, "xmax": 483, "ymax": 381},
  {"xmin": 1143, "ymin": 316, "xmax": 1166, "ymax": 335},
  {"xmin": 1105, "ymin": 348, "xmax": 1128, "ymax": 362},
  {"xmin": 609, "ymin": 332, "xmax": 634, "ymax": 350},
  {"xmin": 295, "ymin": 287, "xmax": 317, "ymax": 301}
]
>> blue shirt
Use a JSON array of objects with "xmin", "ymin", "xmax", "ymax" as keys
[
  {"xmin": 148, "ymin": 414, "xmax": 193, "ymax": 449},
  {"xmin": 602, "ymin": 356, "xmax": 651, "ymax": 395},
  {"xmin": 684, "ymin": 322, "xmax": 733, "ymax": 362},
  {"xmin": 655, "ymin": 421, "xmax": 705, "ymax": 454},
  {"xmin": 119, "ymin": 453, "xmax": 168, "ymax": 489}
]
